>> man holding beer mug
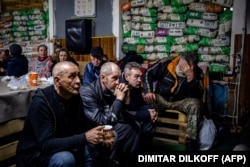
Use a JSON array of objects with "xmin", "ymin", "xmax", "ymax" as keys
[
  {"xmin": 16, "ymin": 61, "xmax": 115, "ymax": 167},
  {"xmin": 80, "ymin": 62, "xmax": 140, "ymax": 167}
]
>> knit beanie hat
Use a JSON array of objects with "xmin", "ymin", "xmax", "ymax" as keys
[{"xmin": 9, "ymin": 44, "xmax": 22, "ymax": 55}]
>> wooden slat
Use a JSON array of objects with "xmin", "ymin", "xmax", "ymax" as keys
[
  {"xmin": 155, "ymin": 127, "xmax": 187, "ymax": 144},
  {"xmin": 157, "ymin": 117, "xmax": 187, "ymax": 126},
  {"xmin": 56, "ymin": 36, "xmax": 116, "ymax": 62},
  {"xmin": 156, "ymin": 127, "xmax": 186, "ymax": 137},
  {"xmin": 154, "ymin": 137, "xmax": 179, "ymax": 144},
  {"xmin": 0, "ymin": 141, "xmax": 18, "ymax": 161},
  {"xmin": 164, "ymin": 109, "xmax": 187, "ymax": 122},
  {"xmin": 0, "ymin": 119, "xmax": 24, "ymax": 138},
  {"xmin": 154, "ymin": 136, "xmax": 186, "ymax": 144},
  {"xmin": 155, "ymin": 109, "xmax": 188, "ymax": 145}
]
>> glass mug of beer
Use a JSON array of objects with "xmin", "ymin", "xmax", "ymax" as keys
[{"xmin": 103, "ymin": 125, "xmax": 113, "ymax": 141}]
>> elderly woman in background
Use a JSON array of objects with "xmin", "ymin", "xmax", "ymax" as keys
[{"xmin": 30, "ymin": 44, "xmax": 54, "ymax": 78}]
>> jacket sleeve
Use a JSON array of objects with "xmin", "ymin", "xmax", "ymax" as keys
[
  {"xmin": 82, "ymin": 63, "xmax": 92, "ymax": 85},
  {"xmin": 6, "ymin": 59, "xmax": 14, "ymax": 76},
  {"xmin": 28, "ymin": 94, "xmax": 87, "ymax": 154},
  {"xmin": 142, "ymin": 57, "xmax": 170, "ymax": 94},
  {"xmin": 80, "ymin": 84, "xmax": 124, "ymax": 126}
]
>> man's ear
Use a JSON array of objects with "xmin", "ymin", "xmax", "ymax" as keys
[
  {"xmin": 124, "ymin": 74, "xmax": 129, "ymax": 81},
  {"xmin": 100, "ymin": 74, "xmax": 105, "ymax": 81},
  {"xmin": 54, "ymin": 76, "xmax": 60, "ymax": 86}
]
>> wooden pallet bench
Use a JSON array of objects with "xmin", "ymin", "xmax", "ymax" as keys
[
  {"xmin": 154, "ymin": 110, "xmax": 187, "ymax": 146},
  {"xmin": 0, "ymin": 119, "xmax": 25, "ymax": 167}
]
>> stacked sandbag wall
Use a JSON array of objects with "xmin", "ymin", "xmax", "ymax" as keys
[{"xmin": 121, "ymin": 0, "xmax": 233, "ymax": 74}]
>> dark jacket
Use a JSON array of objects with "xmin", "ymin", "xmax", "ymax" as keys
[
  {"xmin": 80, "ymin": 78, "xmax": 125, "ymax": 127},
  {"xmin": 0, "ymin": 60, "xmax": 8, "ymax": 76},
  {"xmin": 80, "ymin": 79, "xmax": 141, "ymax": 165},
  {"xmin": 82, "ymin": 60, "xmax": 107, "ymax": 85},
  {"xmin": 142, "ymin": 57, "xmax": 204, "ymax": 102},
  {"xmin": 16, "ymin": 85, "xmax": 90, "ymax": 166},
  {"xmin": 6, "ymin": 54, "xmax": 28, "ymax": 77},
  {"xmin": 120, "ymin": 73, "xmax": 151, "ymax": 122}
]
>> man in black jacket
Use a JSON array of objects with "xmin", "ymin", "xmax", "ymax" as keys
[
  {"xmin": 142, "ymin": 52, "xmax": 204, "ymax": 150},
  {"xmin": 80, "ymin": 62, "xmax": 140, "ymax": 167},
  {"xmin": 16, "ymin": 61, "xmax": 114, "ymax": 167},
  {"xmin": 120, "ymin": 62, "xmax": 158, "ymax": 152}
]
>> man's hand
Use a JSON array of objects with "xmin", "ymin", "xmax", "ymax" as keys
[
  {"xmin": 85, "ymin": 126, "xmax": 104, "ymax": 145},
  {"xmin": 143, "ymin": 92, "xmax": 156, "ymax": 104},
  {"xmin": 148, "ymin": 108, "xmax": 158, "ymax": 122},
  {"xmin": 0, "ymin": 68, "xmax": 4, "ymax": 73},
  {"xmin": 114, "ymin": 83, "xmax": 129, "ymax": 101},
  {"xmin": 179, "ymin": 61, "xmax": 194, "ymax": 82}
]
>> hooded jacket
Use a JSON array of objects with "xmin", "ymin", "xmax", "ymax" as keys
[
  {"xmin": 142, "ymin": 57, "xmax": 204, "ymax": 102},
  {"xmin": 16, "ymin": 85, "xmax": 90, "ymax": 166},
  {"xmin": 6, "ymin": 54, "xmax": 28, "ymax": 77}
]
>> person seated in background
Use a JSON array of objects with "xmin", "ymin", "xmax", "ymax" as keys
[
  {"xmin": 56, "ymin": 48, "xmax": 78, "ymax": 65},
  {"xmin": 120, "ymin": 62, "xmax": 158, "ymax": 152},
  {"xmin": 80, "ymin": 62, "xmax": 140, "ymax": 166},
  {"xmin": 6, "ymin": 44, "xmax": 28, "ymax": 77},
  {"xmin": 142, "ymin": 51, "xmax": 204, "ymax": 151},
  {"xmin": 117, "ymin": 50, "xmax": 143, "ymax": 73},
  {"xmin": 16, "ymin": 61, "xmax": 115, "ymax": 167},
  {"xmin": 82, "ymin": 46, "xmax": 107, "ymax": 85},
  {"xmin": 30, "ymin": 44, "xmax": 54, "ymax": 78},
  {"xmin": 0, "ymin": 49, "xmax": 10, "ymax": 76}
]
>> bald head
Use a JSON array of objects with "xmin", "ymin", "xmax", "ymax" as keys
[
  {"xmin": 100, "ymin": 62, "xmax": 121, "ymax": 76},
  {"xmin": 52, "ymin": 61, "xmax": 78, "ymax": 77},
  {"xmin": 52, "ymin": 61, "xmax": 81, "ymax": 99},
  {"xmin": 99, "ymin": 62, "xmax": 121, "ymax": 93}
]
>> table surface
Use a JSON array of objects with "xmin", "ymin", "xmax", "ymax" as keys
[{"xmin": 0, "ymin": 77, "xmax": 51, "ymax": 123}]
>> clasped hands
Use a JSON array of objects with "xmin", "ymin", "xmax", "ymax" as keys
[
  {"xmin": 85, "ymin": 126, "xmax": 116, "ymax": 147},
  {"xmin": 113, "ymin": 83, "xmax": 129, "ymax": 101}
]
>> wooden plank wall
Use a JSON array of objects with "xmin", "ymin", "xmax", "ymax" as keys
[
  {"xmin": 55, "ymin": 36, "xmax": 116, "ymax": 62},
  {"xmin": 234, "ymin": 34, "xmax": 250, "ymax": 117},
  {"xmin": 2, "ymin": 0, "xmax": 44, "ymax": 12}
]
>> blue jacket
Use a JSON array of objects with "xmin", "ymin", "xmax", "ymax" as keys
[
  {"xmin": 6, "ymin": 54, "xmax": 28, "ymax": 77},
  {"xmin": 82, "ymin": 61, "xmax": 106, "ymax": 85}
]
